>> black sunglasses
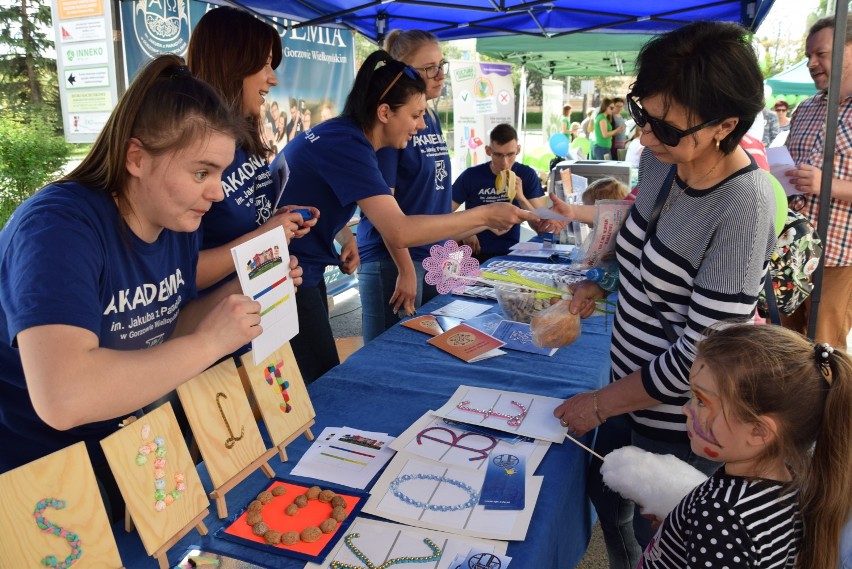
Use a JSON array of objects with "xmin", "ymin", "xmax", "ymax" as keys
[
  {"xmin": 626, "ymin": 93, "xmax": 721, "ymax": 147},
  {"xmin": 379, "ymin": 64, "xmax": 420, "ymax": 101}
]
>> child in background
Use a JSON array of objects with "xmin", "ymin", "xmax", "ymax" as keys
[
  {"xmin": 581, "ymin": 177, "xmax": 629, "ymax": 207},
  {"xmin": 642, "ymin": 324, "xmax": 852, "ymax": 569}
]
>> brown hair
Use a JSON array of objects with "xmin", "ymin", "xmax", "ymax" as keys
[
  {"xmin": 809, "ymin": 14, "xmax": 852, "ymax": 44},
  {"xmin": 597, "ymin": 97, "xmax": 614, "ymax": 115},
  {"xmin": 697, "ymin": 324, "xmax": 852, "ymax": 569},
  {"xmin": 62, "ymin": 54, "xmax": 240, "ymax": 202},
  {"xmin": 581, "ymin": 178, "xmax": 629, "ymax": 205},
  {"xmin": 187, "ymin": 6, "xmax": 282, "ymax": 157},
  {"xmin": 384, "ymin": 29, "xmax": 438, "ymax": 63}
]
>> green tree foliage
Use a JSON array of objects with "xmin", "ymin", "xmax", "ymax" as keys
[
  {"xmin": 0, "ymin": 106, "xmax": 69, "ymax": 226},
  {"xmin": 0, "ymin": 0, "xmax": 59, "ymax": 109}
]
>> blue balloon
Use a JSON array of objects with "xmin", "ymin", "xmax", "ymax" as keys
[{"xmin": 549, "ymin": 133, "xmax": 570, "ymax": 157}]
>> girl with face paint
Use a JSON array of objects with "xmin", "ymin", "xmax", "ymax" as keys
[{"xmin": 642, "ymin": 323, "xmax": 852, "ymax": 569}]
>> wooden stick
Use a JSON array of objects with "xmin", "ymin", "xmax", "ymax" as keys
[{"xmin": 564, "ymin": 432, "xmax": 606, "ymax": 461}]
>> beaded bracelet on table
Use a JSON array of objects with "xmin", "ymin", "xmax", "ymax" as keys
[
  {"xmin": 244, "ymin": 485, "xmax": 348, "ymax": 545},
  {"xmin": 329, "ymin": 532, "xmax": 441, "ymax": 569},
  {"xmin": 389, "ymin": 473, "xmax": 479, "ymax": 512},
  {"xmin": 33, "ymin": 498, "xmax": 82, "ymax": 568}
]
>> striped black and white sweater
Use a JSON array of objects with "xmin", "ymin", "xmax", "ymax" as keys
[
  {"xmin": 641, "ymin": 470, "xmax": 802, "ymax": 568},
  {"xmin": 612, "ymin": 149, "xmax": 777, "ymax": 442}
]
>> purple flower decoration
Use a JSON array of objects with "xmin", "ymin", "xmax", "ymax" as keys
[{"xmin": 422, "ymin": 240, "xmax": 481, "ymax": 294}]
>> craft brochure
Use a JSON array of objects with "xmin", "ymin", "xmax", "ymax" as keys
[
  {"xmin": 289, "ymin": 427, "xmax": 396, "ymax": 490},
  {"xmin": 431, "ymin": 299, "xmax": 491, "ymax": 319},
  {"xmin": 361, "ymin": 455, "xmax": 541, "ymax": 541},
  {"xmin": 447, "ymin": 549, "xmax": 513, "ymax": 569},
  {"xmin": 400, "ymin": 314, "xmax": 443, "ymax": 336},
  {"xmin": 389, "ymin": 412, "xmax": 550, "ymax": 473},
  {"xmin": 492, "ymin": 320, "xmax": 558, "ymax": 356},
  {"xmin": 432, "ymin": 385, "xmax": 569, "ymax": 443},
  {"xmin": 303, "ymin": 517, "xmax": 508, "ymax": 569},
  {"xmin": 231, "ymin": 226, "xmax": 298, "ymax": 365},
  {"xmin": 427, "ymin": 324, "xmax": 505, "ymax": 363},
  {"xmin": 463, "ymin": 312, "xmax": 505, "ymax": 335},
  {"xmin": 479, "ymin": 453, "xmax": 525, "ymax": 510}
]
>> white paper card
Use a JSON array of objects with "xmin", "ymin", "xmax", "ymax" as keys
[
  {"xmin": 230, "ymin": 226, "xmax": 298, "ymax": 365},
  {"xmin": 432, "ymin": 385, "xmax": 569, "ymax": 443},
  {"xmin": 766, "ymin": 146, "xmax": 800, "ymax": 196},
  {"xmin": 431, "ymin": 300, "xmax": 491, "ymax": 319},
  {"xmin": 303, "ymin": 517, "xmax": 507, "ymax": 568}
]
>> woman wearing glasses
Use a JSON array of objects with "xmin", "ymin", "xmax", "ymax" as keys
[
  {"xmin": 278, "ymin": 50, "xmax": 535, "ymax": 381},
  {"xmin": 552, "ymin": 21, "xmax": 777, "ymax": 568},
  {"xmin": 357, "ymin": 30, "xmax": 453, "ymax": 342},
  {"xmin": 592, "ymin": 97, "xmax": 625, "ymax": 160}
]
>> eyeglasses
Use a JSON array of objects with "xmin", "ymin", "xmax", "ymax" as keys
[
  {"xmin": 414, "ymin": 60, "xmax": 449, "ymax": 79},
  {"xmin": 379, "ymin": 64, "xmax": 420, "ymax": 101},
  {"xmin": 491, "ymin": 150, "xmax": 518, "ymax": 159},
  {"xmin": 626, "ymin": 93, "xmax": 722, "ymax": 147}
]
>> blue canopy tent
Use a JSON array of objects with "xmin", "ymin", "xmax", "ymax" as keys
[{"xmin": 227, "ymin": 1, "xmax": 776, "ymax": 42}]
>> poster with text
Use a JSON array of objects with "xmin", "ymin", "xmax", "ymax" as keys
[{"xmin": 450, "ymin": 61, "xmax": 514, "ymax": 178}]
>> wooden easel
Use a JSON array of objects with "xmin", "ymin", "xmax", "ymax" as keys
[
  {"xmin": 238, "ymin": 343, "xmax": 316, "ymax": 461},
  {"xmin": 176, "ymin": 358, "xmax": 278, "ymax": 518},
  {"xmin": 101, "ymin": 403, "xmax": 209, "ymax": 569},
  {"xmin": 0, "ymin": 442, "xmax": 124, "ymax": 568}
]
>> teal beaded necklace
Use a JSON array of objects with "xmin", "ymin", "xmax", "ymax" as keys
[{"xmin": 329, "ymin": 532, "xmax": 442, "ymax": 569}]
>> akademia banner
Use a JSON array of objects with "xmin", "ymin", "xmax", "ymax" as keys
[
  {"xmin": 120, "ymin": 1, "xmax": 354, "ymax": 155},
  {"xmin": 450, "ymin": 61, "xmax": 515, "ymax": 179}
]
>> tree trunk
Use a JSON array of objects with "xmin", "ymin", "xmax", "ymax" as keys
[{"xmin": 20, "ymin": 0, "xmax": 43, "ymax": 104}]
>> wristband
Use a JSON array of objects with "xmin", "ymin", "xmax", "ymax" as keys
[{"xmin": 593, "ymin": 390, "xmax": 606, "ymax": 424}]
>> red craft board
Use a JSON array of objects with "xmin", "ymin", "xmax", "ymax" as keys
[{"xmin": 224, "ymin": 480, "xmax": 360, "ymax": 556}]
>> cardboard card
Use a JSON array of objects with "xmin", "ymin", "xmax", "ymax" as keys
[
  {"xmin": 400, "ymin": 314, "xmax": 443, "ymax": 336},
  {"xmin": 427, "ymin": 324, "xmax": 505, "ymax": 363}
]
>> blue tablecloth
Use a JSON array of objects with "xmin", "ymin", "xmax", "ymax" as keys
[{"xmin": 115, "ymin": 294, "xmax": 613, "ymax": 568}]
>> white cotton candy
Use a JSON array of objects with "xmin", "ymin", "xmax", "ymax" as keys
[{"xmin": 600, "ymin": 446, "xmax": 709, "ymax": 519}]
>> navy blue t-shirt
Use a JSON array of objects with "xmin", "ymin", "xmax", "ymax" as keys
[
  {"xmin": 281, "ymin": 117, "xmax": 392, "ymax": 287},
  {"xmin": 0, "ymin": 182, "xmax": 198, "ymax": 472},
  {"xmin": 200, "ymin": 147, "xmax": 277, "ymax": 256},
  {"xmin": 358, "ymin": 109, "xmax": 451, "ymax": 263},
  {"xmin": 451, "ymin": 161, "xmax": 544, "ymax": 255}
]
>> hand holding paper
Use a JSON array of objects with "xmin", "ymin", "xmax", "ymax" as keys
[{"xmin": 766, "ymin": 146, "xmax": 801, "ymax": 197}]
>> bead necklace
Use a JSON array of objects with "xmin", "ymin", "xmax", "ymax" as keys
[
  {"xmin": 663, "ymin": 153, "xmax": 727, "ymax": 213},
  {"xmin": 134, "ymin": 423, "xmax": 185, "ymax": 511},
  {"xmin": 389, "ymin": 473, "xmax": 479, "ymax": 512},
  {"xmin": 245, "ymin": 485, "xmax": 348, "ymax": 546},
  {"xmin": 330, "ymin": 532, "xmax": 442, "ymax": 569},
  {"xmin": 33, "ymin": 499, "xmax": 82, "ymax": 568},
  {"xmin": 456, "ymin": 400, "xmax": 528, "ymax": 427}
]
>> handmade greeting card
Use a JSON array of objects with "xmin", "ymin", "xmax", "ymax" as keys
[
  {"xmin": 100, "ymin": 402, "xmax": 209, "ymax": 563},
  {"xmin": 389, "ymin": 412, "xmax": 550, "ymax": 473},
  {"xmin": 362, "ymin": 455, "xmax": 541, "ymax": 541},
  {"xmin": 0, "ymin": 442, "xmax": 122, "ymax": 568},
  {"xmin": 427, "ymin": 324, "xmax": 505, "ymax": 363},
  {"xmin": 218, "ymin": 478, "xmax": 366, "ymax": 562},
  {"xmin": 231, "ymin": 226, "xmax": 298, "ymax": 365},
  {"xmin": 303, "ymin": 517, "xmax": 508, "ymax": 569},
  {"xmin": 431, "ymin": 385, "xmax": 569, "ymax": 443}
]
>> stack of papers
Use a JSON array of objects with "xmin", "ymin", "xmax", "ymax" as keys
[{"xmin": 289, "ymin": 426, "xmax": 396, "ymax": 489}]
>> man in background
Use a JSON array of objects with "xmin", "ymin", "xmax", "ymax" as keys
[
  {"xmin": 452, "ymin": 123, "xmax": 565, "ymax": 261},
  {"xmin": 784, "ymin": 14, "xmax": 852, "ymax": 349}
]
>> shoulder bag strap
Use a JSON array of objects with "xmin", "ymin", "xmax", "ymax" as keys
[{"xmin": 641, "ymin": 165, "xmax": 679, "ymax": 343}]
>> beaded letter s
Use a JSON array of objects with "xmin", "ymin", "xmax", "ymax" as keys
[{"xmin": 33, "ymin": 499, "xmax": 82, "ymax": 568}]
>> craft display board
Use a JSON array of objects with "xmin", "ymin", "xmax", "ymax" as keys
[
  {"xmin": 176, "ymin": 358, "xmax": 276, "ymax": 518},
  {"xmin": 239, "ymin": 344, "xmax": 316, "ymax": 461},
  {"xmin": 432, "ymin": 385, "xmax": 569, "ymax": 443},
  {"xmin": 390, "ymin": 412, "xmax": 551, "ymax": 473},
  {"xmin": 0, "ymin": 442, "xmax": 123, "ymax": 569},
  {"xmin": 362, "ymin": 455, "xmax": 542, "ymax": 541},
  {"xmin": 100, "ymin": 402, "xmax": 209, "ymax": 565},
  {"xmin": 304, "ymin": 517, "xmax": 508, "ymax": 569},
  {"xmin": 219, "ymin": 478, "xmax": 367, "ymax": 562}
]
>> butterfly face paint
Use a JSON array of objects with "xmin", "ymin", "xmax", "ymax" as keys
[{"xmin": 684, "ymin": 362, "xmax": 723, "ymax": 456}]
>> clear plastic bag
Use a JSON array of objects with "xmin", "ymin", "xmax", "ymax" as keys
[{"xmin": 530, "ymin": 300, "xmax": 582, "ymax": 348}]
